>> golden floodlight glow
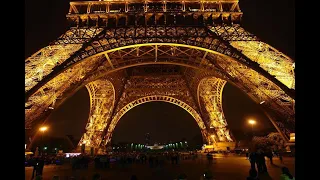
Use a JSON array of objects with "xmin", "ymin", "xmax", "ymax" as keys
[
  {"xmin": 211, "ymin": 135, "xmax": 215, "ymax": 138},
  {"xmin": 248, "ymin": 120, "xmax": 256, "ymax": 125},
  {"xmin": 39, "ymin": 126, "xmax": 48, "ymax": 132}
]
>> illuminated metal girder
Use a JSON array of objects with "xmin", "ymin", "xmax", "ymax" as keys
[
  {"xmin": 101, "ymin": 74, "xmax": 209, "ymax": 146},
  {"xmin": 54, "ymin": 27, "xmax": 104, "ymax": 44},
  {"xmin": 208, "ymin": 53, "xmax": 294, "ymax": 140},
  {"xmin": 26, "ymin": 26, "xmax": 294, "ymax": 102},
  {"xmin": 229, "ymin": 41, "xmax": 295, "ymax": 89},
  {"xmin": 25, "ymin": 44, "xmax": 82, "ymax": 92},
  {"xmin": 183, "ymin": 67, "xmax": 234, "ymax": 143},
  {"xmin": 25, "ymin": 43, "xmax": 294, "ymax": 140},
  {"xmin": 66, "ymin": 0, "xmax": 242, "ymax": 27},
  {"xmin": 198, "ymin": 78, "xmax": 233, "ymax": 142},
  {"xmin": 25, "ymin": 0, "xmax": 295, "ymax": 143},
  {"xmin": 25, "ymin": 55, "xmax": 105, "ymax": 128},
  {"xmin": 78, "ymin": 80, "xmax": 115, "ymax": 149},
  {"xmin": 209, "ymin": 24, "xmax": 258, "ymax": 41}
]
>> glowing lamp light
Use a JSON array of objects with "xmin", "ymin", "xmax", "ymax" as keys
[
  {"xmin": 248, "ymin": 120, "xmax": 256, "ymax": 125},
  {"xmin": 39, "ymin": 126, "xmax": 48, "ymax": 132}
]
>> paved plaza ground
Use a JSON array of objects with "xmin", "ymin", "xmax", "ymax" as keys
[{"xmin": 25, "ymin": 154, "xmax": 295, "ymax": 180}]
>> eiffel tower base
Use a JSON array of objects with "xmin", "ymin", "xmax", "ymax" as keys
[{"xmin": 213, "ymin": 142, "xmax": 236, "ymax": 151}]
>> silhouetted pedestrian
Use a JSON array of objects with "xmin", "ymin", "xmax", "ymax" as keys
[
  {"xmin": 267, "ymin": 151, "xmax": 273, "ymax": 164},
  {"xmin": 256, "ymin": 150, "xmax": 268, "ymax": 173},
  {"xmin": 249, "ymin": 152, "xmax": 257, "ymax": 170},
  {"xmin": 37, "ymin": 157, "xmax": 45, "ymax": 176},
  {"xmin": 31, "ymin": 157, "xmax": 38, "ymax": 180}
]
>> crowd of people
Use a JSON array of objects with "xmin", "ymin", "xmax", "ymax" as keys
[
  {"xmin": 27, "ymin": 149, "xmax": 294, "ymax": 180},
  {"xmin": 245, "ymin": 149, "xmax": 294, "ymax": 180},
  {"xmin": 72, "ymin": 151, "xmax": 195, "ymax": 170}
]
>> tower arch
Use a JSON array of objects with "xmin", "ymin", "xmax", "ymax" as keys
[{"xmin": 103, "ymin": 95, "xmax": 209, "ymax": 146}]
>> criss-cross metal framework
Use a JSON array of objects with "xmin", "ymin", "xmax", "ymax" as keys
[{"xmin": 25, "ymin": 0, "xmax": 295, "ymax": 151}]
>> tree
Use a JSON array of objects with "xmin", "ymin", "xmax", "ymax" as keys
[
  {"xmin": 267, "ymin": 132, "xmax": 286, "ymax": 152},
  {"xmin": 252, "ymin": 132, "xmax": 286, "ymax": 152},
  {"xmin": 252, "ymin": 136, "xmax": 274, "ymax": 152}
]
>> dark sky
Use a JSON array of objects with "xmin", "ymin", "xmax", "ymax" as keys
[
  {"xmin": 25, "ymin": 0, "xmax": 294, "ymax": 144},
  {"xmin": 112, "ymin": 101, "xmax": 203, "ymax": 145}
]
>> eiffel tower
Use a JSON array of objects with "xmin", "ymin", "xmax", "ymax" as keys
[{"xmin": 25, "ymin": 0, "xmax": 295, "ymax": 154}]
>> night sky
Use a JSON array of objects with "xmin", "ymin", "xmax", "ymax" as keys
[{"xmin": 25, "ymin": 0, "xmax": 294, "ymax": 144}]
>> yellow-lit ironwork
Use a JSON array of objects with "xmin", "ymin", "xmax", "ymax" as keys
[
  {"xmin": 229, "ymin": 41, "xmax": 295, "ymax": 89},
  {"xmin": 25, "ymin": 0, "xmax": 295, "ymax": 149},
  {"xmin": 25, "ymin": 55, "xmax": 105, "ymax": 128},
  {"xmin": 101, "ymin": 72, "xmax": 210, "ymax": 145},
  {"xmin": 78, "ymin": 80, "xmax": 115, "ymax": 148},
  {"xmin": 25, "ymin": 44, "xmax": 82, "ymax": 92},
  {"xmin": 198, "ymin": 77, "xmax": 233, "ymax": 142}
]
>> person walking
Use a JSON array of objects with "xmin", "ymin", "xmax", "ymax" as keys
[
  {"xmin": 31, "ymin": 157, "xmax": 39, "ymax": 180},
  {"xmin": 37, "ymin": 156, "xmax": 45, "ymax": 176},
  {"xmin": 249, "ymin": 152, "xmax": 257, "ymax": 170},
  {"xmin": 267, "ymin": 151, "xmax": 273, "ymax": 165}
]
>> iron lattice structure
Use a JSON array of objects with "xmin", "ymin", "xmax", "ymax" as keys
[{"xmin": 25, "ymin": 0, "xmax": 295, "ymax": 151}]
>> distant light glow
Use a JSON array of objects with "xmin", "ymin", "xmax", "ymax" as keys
[
  {"xmin": 39, "ymin": 126, "xmax": 48, "ymax": 132},
  {"xmin": 248, "ymin": 120, "xmax": 256, "ymax": 125},
  {"xmin": 65, "ymin": 153, "xmax": 81, "ymax": 158}
]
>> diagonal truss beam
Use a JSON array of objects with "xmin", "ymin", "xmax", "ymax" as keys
[{"xmin": 25, "ymin": 26, "xmax": 294, "ymax": 103}]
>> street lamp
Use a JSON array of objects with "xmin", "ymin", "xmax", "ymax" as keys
[
  {"xmin": 39, "ymin": 126, "xmax": 48, "ymax": 132},
  {"xmin": 248, "ymin": 119, "xmax": 256, "ymax": 135},
  {"xmin": 39, "ymin": 126, "xmax": 48, "ymax": 155}
]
